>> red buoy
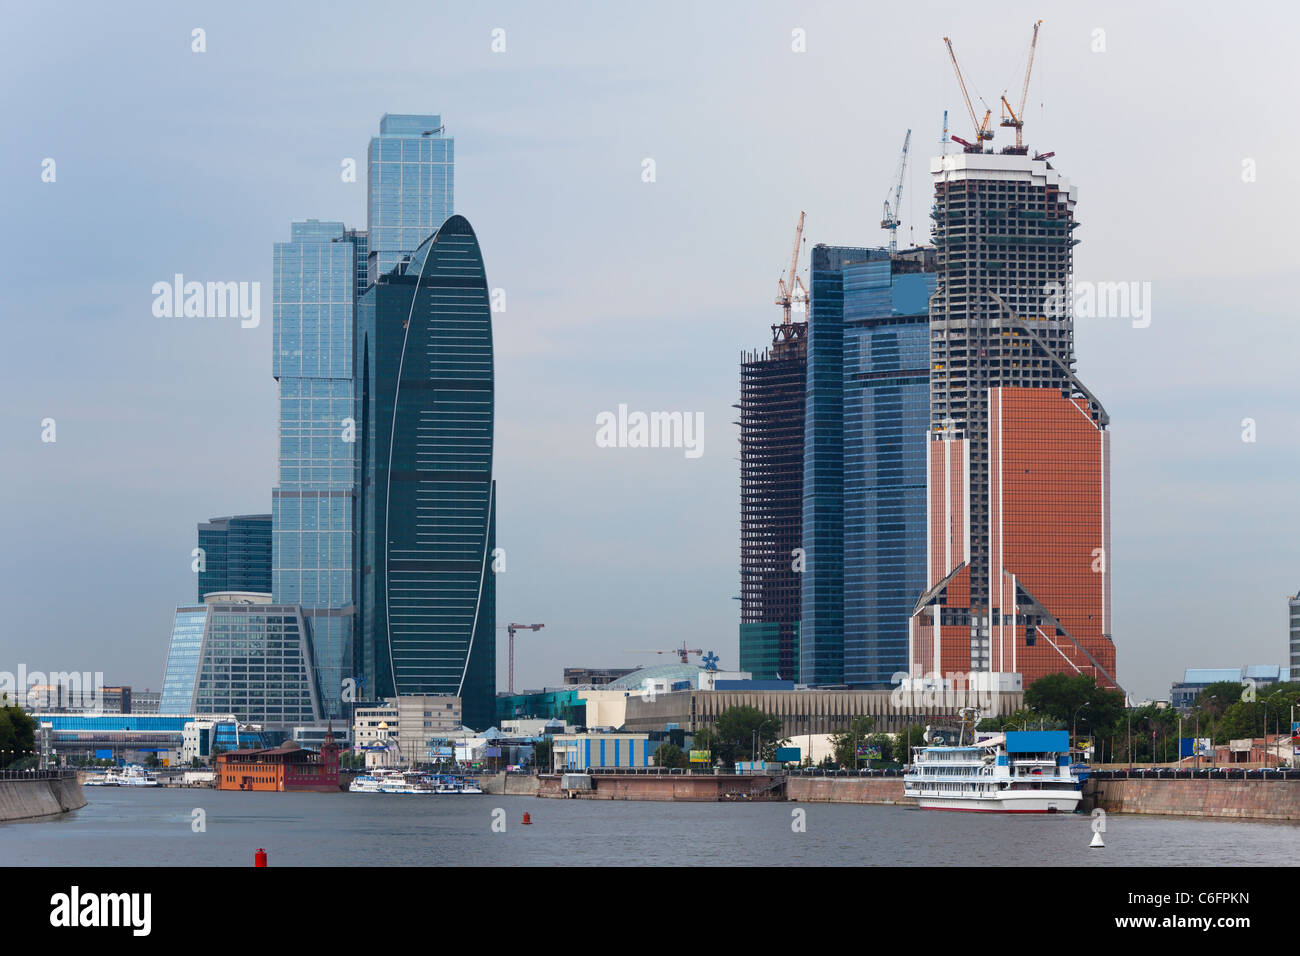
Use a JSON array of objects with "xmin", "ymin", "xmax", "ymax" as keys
[
  {"xmin": 522, "ymin": 812, "xmax": 532, "ymax": 825},
  {"xmin": 255, "ymin": 847, "xmax": 268, "ymax": 867}
]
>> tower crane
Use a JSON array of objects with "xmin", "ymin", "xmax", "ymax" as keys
[
  {"xmin": 880, "ymin": 129, "xmax": 912, "ymax": 255},
  {"xmin": 625, "ymin": 641, "xmax": 705, "ymax": 665},
  {"xmin": 943, "ymin": 36, "xmax": 994, "ymax": 152},
  {"xmin": 1000, "ymin": 19, "xmax": 1043, "ymax": 153},
  {"xmin": 774, "ymin": 211, "xmax": 808, "ymax": 325},
  {"xmin": 498, "ymin": 622, "xmax": 545, "ymax": 695}
]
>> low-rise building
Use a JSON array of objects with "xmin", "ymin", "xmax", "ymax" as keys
[
  {"xmin": 551, "ymin": 732, "xmax": 656, "ymax": 771},
  {"xmin": 352, "ymin": 695, "xmax": 463, "ymax": 766}
]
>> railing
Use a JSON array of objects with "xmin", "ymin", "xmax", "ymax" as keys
[
  {"xmin": 0, "ymin": 768, "xmax": 77, "ymax": 781},
  {"xmin": 1089, "ymin": 767, "xmax": 1300, "ymax": 781}
]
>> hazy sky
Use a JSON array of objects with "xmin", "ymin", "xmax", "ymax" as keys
[{"xmin": 2, "ymin": 1, "xmax": 1296, "ymax": 703}]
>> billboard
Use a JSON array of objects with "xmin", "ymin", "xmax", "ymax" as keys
[
  {"xmin": 775, "ymin": 747, "xmax": 801, "ymax": 763},
  {"xmin": 689, "ymin": 750, "xmax": 710, "ymax": 763},
  {"xmin": 856, "ymin": 744, "xmax": 881, "ymax": 759},
  {"xmin": 1180, "ymin": 737, "xmax": 1213, "ymax": 758},
  {"xmin": 1293, "ymin": 722, "xmax": 1300, "ymax": 756}
]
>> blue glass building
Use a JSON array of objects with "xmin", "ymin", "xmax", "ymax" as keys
[
  {"xmin": 272, "ymin": 220, "xmax": 365, "ymax": 719},
  {"xmin": 802, "ymin": 245, "xmax": 935, "ymax": 687},
  {"xmin": 367, "ymin": 114, "xmax": 454, "ymax": 280},
  {"xmin": 159, "ymin": 600, "xmax": 320, "ymax": 728},
  {"xmin": 196, "ymin": 514, "xmax": 271, "ymax": 600},
  {"xmin": 356, "ymin": 214, "xmax": 496, "ymax": 730}
]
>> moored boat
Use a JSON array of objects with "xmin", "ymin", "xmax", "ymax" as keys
[{"xmin": 903, "ymin": 709, "xmax": 1082, "ymax": 813}]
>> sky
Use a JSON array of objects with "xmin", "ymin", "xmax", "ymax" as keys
[{"xmin": 1, "ymin": 1, "xmax": 1296, "ymax": 704}]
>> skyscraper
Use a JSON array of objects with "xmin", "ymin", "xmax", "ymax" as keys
[
  {"xmin": 367, "ymin": 114, "xmax": 454, "ymax": 280},
  {"xmin": 356, "ymin": 214, "xmax": 496, "ymax": 730},
  {"xmin": 196, "ymin": 514, "xmax": 271, "ymax": 600},
  {"xmin": 272, "ymin": 219, "xmax": 364, "ymax": 719},
  {"xmin": 909, "ymin": 151, "xmax": 1117, "ymax": 689},
  {"xmin": 739, "ymin": 321, "xmax": 806, "ymax": 682},
  {"xmin": 801, "ymin": 245, "xmax": 936, "ymax": 687}
]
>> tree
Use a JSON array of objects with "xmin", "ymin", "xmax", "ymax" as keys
[
  {"xmin": 829, "ymin": 715, "xmax": 876, "ymax": 768},
  {"xmin": 1195, "ymin": 682, "xmax": 1245, "ymax": 717},
  {"xmin": 531, "ymin": 738, "xmax": 552, "ymax": 772},
  {"xmin": 655, "ymin": 742, "xmax": 688, "ymax": 769},
  {"xmin": 0, "ymin": 698, "xmax": 37, "ymax": 769},
  {"xmin": 894, "ymin": 725, "xmax": 926, "ymax": 766},
  {"xmin": 711, "ymin": 706, "xmax": 782, "ymax": 767}
]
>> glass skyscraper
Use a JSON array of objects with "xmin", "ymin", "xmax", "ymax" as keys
[
  {"xmin": 356, "ymin": 214, "xmax": 496, "ymax": 730},
  {"xmin": 802, "ymin": 245, "xmax": 935, "ymax": 687},
  {"xmin": 367, "ymin": 114, "xmax": 454, "ymax": 280},
  {"xmin": 196, "ymin": 514, "xmax": 272, "ymax": 600},
  {"xmin": 272, "ymin": 219, "xmax": 364, "ymax": 719},
  {"xmin": 160, "ymin": 598, "xmax": 320, "ymax": 728},
  {"xmin": 841, "ymin": 254, "xmax": 935, "ymax": 685}
]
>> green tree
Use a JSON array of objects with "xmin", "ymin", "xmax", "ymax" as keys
[
  {"xmin": 531, "ymin": 738, "xmax": 553, "ymax": 771},
  {"xmin": 894, "ymin": 725, "xmax": 926, "ymax": 766},
  {"xmin": 829, "ymin": 715, "xmax": 876, "ymax": 768},
  {"xmin": 711, "ymin": 706, "xmax": 782, "ymax": 767},
  {"xmin": 654, "ymin": 742, "xmax": 688, "ymax": 769},
  {"xmin": 0, "ymin": 696, "xmax": 37, "ymax": 769},
  {"xmin": 1195, "ymin": 682, "xmax": 1245, "ymax": 717}
]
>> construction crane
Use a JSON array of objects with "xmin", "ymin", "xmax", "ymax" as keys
[
  {"xmin": 1000, "ymin": 19, "xmax": 1043, "ymax": 153},
  {"xmin": 943, "ymin": 36, "xmax": 993, "ymax": 152},
  {"xmin": 625, "ymin": 641, "xmax": 704, "ymax": 665},
  {"xmin": 499, "ymin": 623, "xmax": 544, "ymax": 695},
  {"xmin": 774, "ymin": 211, "xmax": 808, "ymax": 325},
  {"xmin": 880, "ymin": 129, "xmax": 912, "ymax": 255}
]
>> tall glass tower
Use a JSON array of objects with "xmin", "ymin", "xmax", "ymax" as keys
[
  {"xmin": 356, "ymin": 214, "xmax": 496, "ymax": 730},
  {"xmin": 272, "ymin": 220, "xmax": 365, "ymax": 719},
  {"xmin": 367, "ymin": 114, "xmax": 454, "ymax": 280},
  {"xmin": 196, "ymin": 514, "xmax": 272, "ymax": 600}
]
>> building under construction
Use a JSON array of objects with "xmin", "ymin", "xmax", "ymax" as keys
[
  {"xmin": 739, "ymin": 214, "xmax": 809, "ymax": 682},
  {"xmin": 739, "ymin": 322, "xmax": 807, "ymax": 682},
  {"xmin": 910, "ymin": 23, "xmax": 1118, "ymax": 691}
]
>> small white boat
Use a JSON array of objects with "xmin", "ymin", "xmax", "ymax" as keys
[
  {"xmin": 903, "ymin": 708, "xmax": 1082, "ymax": 813},
  {"xmin": 87, "ymin": 765, "xmax": 160, "ymax": 787}
]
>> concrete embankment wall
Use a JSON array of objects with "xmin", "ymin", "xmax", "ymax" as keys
[
  {"xmin": 537, "ymin": 774, "xmax": 784, "ymax": 802},
  {"xmin": 1084, "ymin": 778, "xmax": 1300, "ymax": 821},
  {"xmin": 785, "ymin": 777, "xmax": 907, "ymax": 805},
  {"xmin": 0, "ymin": 776, "xmax": 87, "ymax": 823}
]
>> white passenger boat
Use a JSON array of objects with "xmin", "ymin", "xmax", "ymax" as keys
[
  {"xmin": 348, "ymin": 770, "xmax": 435, "ymax": 794},
  {"xmin": 87, "ymin": 765, "xmax": 160, "ymax": 787},
  {"xmin": 903, "ymin": 709, "xmax": 1082, "ymax": 813}
]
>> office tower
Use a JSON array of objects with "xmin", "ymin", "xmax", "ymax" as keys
[
  {"xmin": 910, "ymin": 151, "xmax": 1117, "ymax": 689},
  {"xmin": 272, "ymin": 219, "xmax": 363, "ymax": 719},
  {"xmin": 739, "ymin": 320, "xmax": 806, "ymax": 682},
  {"xmin": 196, "ymin": 514, "xmax": 272, "ymax": 600},
  {"xmin": 160, "ymin": 594, "xmax": 321, "ymax": 727},
  {"xmin": 367, "ymin": 114, "xmax": 454, "ymax": 280},
  {"xmin": 801, "ymin": 245, "xmax": 936, "ymax": 687},
  {"xmin": 1290, "ymin": 591, "xmax": 1300, "ymax": 670},
  {"xmin": 356, "ymin": 214, "xmax": 496, "ymax": 730}
]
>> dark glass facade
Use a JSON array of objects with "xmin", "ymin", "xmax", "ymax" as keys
[
  {"xmin": 196, "ymin": 514, "xmax": 272, "ymax": 600},
  {"xmin": 357, "ymin": 214, "xmax": 496, "ymax": 730},
  {"xmin": 803, "ymin": 246, "xmax": 935, "ymax": 687},
  {"xmin": 739, "ymin": 323, "xmax": 806, "ymax": 682}
]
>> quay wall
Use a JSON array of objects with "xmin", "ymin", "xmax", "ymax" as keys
[
  {"xmin": 538, "ymin": 774, "xmax": 784, "ymax": 802},
  {"xmin": 1083, "ymin": 778, "xmax": 1300, "ymax": 821},
  {"xmin": 786, "ymin": 776, "xmax": 907, "ymax": 804},
  {"xmin": 0, "ymin": 775, "xmax": 86, "ymax": 822}
]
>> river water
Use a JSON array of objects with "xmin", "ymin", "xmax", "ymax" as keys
[{"xmin": 4, "ymin": 788, "xmax": 1297, "ymax": 866}]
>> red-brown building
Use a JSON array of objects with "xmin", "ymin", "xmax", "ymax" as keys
[
  {"xmin": 911, "ymin": 387, "xmax": 1117, "ymax": 689},
  {"xmin": 216, "ymin": 729, "xmax": 340, "ymax": 792}
]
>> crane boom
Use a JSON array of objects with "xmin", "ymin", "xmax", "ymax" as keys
[
  {"xmin": 774, "ymin": 211, "xmax": 807, "ymax": 325},
  {"xmin": 1000, "ymin": 19, "xmax": 1043, "ymax": 151},
  {"xmin": 880, "ymin": 129, "xmax": 912, "ymax": 254},
  {"xmin": 943, "ymin": 37, "xmax": 992, "ymax": 150}
]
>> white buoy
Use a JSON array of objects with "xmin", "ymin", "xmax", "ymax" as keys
[{"xmin": 1090, "ymin": 830, "xmax": 1105, "ymax": 848}]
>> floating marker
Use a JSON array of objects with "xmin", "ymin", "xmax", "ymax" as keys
[
  {"xmin": 1089, "ymin": 831, "xmax": 1104, "ymax": 849},
  {"xmin": 522, "ymin": 812, "xmax": 532, "ymax": 825},
  {"xmin": 255, "ymin": 847, "xmax": 268, "ymax": 866}
]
